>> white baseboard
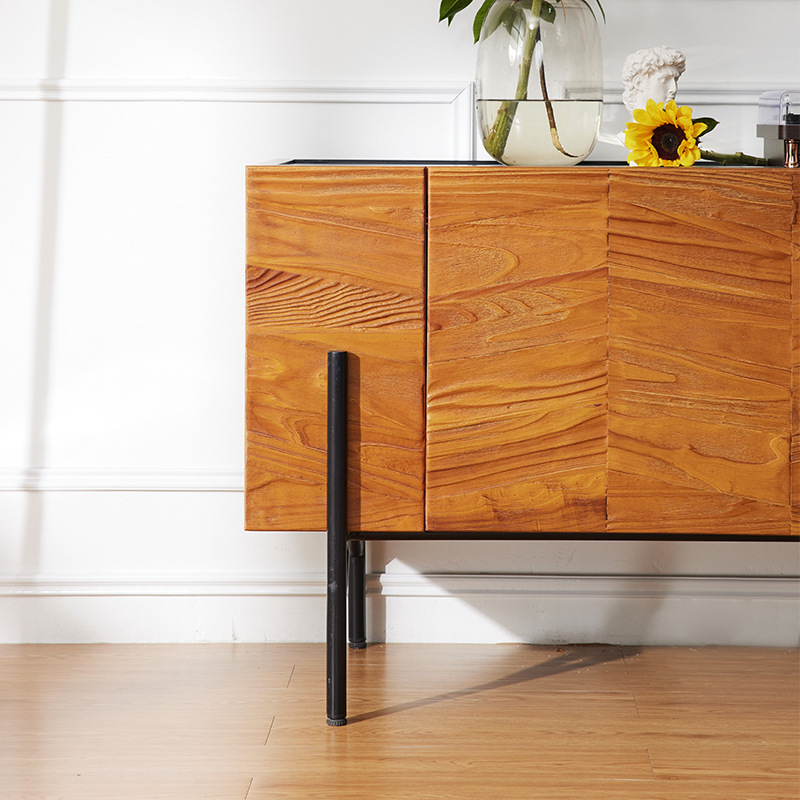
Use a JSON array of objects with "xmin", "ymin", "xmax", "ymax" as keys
[
  {"xmin": 374, "ymin": 572, "xmax": 799, "ymax": 599},
  {"xmin": 0, "ymin": 574, "xmax": 323, "ymax": 597},
  {"xmin": 374, "ymin": 573, "xmax": 800, "ymax": 647},
  {"xmin": 1, "ymin": 572, "xmax": 796, "ymax": 646}
]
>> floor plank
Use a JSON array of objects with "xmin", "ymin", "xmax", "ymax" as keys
[{"xmin": 0, "ymin": 644, "xmax": 797, "ymax": 800}]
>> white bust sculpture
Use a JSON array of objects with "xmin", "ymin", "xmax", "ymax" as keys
[{"xmin": 622, "ymin": 46, "xmax": 686, "ymax": 115}]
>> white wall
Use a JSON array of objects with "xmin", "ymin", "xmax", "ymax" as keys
[{"xmin": 1, "ymin": 0, "xmax": 798, "ymax": 645}]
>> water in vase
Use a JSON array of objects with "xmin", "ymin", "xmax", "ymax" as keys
[{"xmin": 478, "ymin": 99, "xmax": 602, "ymax": 167}]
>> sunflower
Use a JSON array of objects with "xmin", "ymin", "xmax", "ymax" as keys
[{"xmin": 625, "ymin": 99, "xmax": 708, "ymax": 167}]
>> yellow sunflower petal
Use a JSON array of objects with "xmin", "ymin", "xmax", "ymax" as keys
[
  {"xmin": 626, "ymin": 148, "xmax": 643, "ymax": 163},
  {"xmin": 645, "ymin": 98, "xmax": 662, "ymax": 116},
  {"xmin": 634, "ymin": 146, "xmax": 663, "ymax": 167},
  {"xmin": 624, "ymin": 125, "xmax": 656, "ymax": 149},
  {"xmin": 628, "ymin": 120, "xmax": 656, "ymax": 134},
  {"xmin": 677, "ymin": 140, "xmax": 701, "ymax": 166},
  {"xmin": 663, "ymin": 100, "xmax": 679, "ymax": 124},
  {"xmin": 624, "ymin": 130, "xmax": 647, "ymax": 149},
  {"xmin": 637, "ymin": 98, "xmax": 665, "ymax": 125},
  {"xmin": 632, "ymin": 106, "xmax": 655, "ymax": 124}
]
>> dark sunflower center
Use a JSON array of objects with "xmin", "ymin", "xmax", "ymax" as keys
[{"xmin": 651, "ymin": 124, "xmax": 686, "ymax": 160}]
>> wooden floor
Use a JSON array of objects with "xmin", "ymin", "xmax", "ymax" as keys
[{"xmin": 1, "ymin": 644, "xmax": 797, "ymax": 799}]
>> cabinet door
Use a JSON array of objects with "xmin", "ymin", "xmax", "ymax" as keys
[
  {"xmin": 246, "ymin": 167, "xmax": 426, "ymax": 532},
  {"xmin": 608, "ymin": 169, "xmax": 798, "ymax": 535},
  {"xmin": 426, "ymin": 168, "xmax": 609, "ymax": 532}
]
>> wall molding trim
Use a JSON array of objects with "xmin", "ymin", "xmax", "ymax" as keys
[
  {"xmin": 0, "ymin": 78, "xmax": 776, "ymax": 108},
  {"xmin": 0, "ymin": 78, "xmax": 474, "ymax": 105},
  {"xmin": 0, "ymin": 78, "xmax": 478, "ymax": 159},
  {"xmin": 0, "ymin": 467, "xmax": 244, "ymax": 492},
  {"xmin": 604, "ymin": 83, "xmax": 779, "ymax": 107}
]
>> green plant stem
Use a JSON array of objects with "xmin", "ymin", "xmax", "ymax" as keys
[
  {"xmin": 484, "ymin": 1, "xmax": 542, "ymax": 160},
  {"xmin": 537, "ymin": 32, "xmax": 576, "ymax": 158},
  {"xmin": 483, "ymin": 0, "xmax": 574, "ymax": 162},
  {"xmin": 699, "ymin": 149, "xmax": 768, "ymax": 167}
]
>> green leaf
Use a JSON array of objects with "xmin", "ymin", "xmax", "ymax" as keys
[
  {"xmin": 693, "ymin": 117, "xmax": 719, "ymax": 139},
  {"xmin": 502, "ymin": 6, "xmax": 528, "ymax": 40},
  {"xmin": 440, "ymin": 0, "xmax": 476, "ymax": 23},
  {"xmin": 472, "ymin": 0, "xmax": 497, "ymax": 42},
  {"xmin": 540, "ymin": 2, "xmax": 557, "ymax": 23},
  {"xmin": 476, "ymin": 2, "xmax": 526, "ymax": 44}
]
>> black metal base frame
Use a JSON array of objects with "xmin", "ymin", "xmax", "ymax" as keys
[{"xmin": 325, "ymin": 351, "xmax": 797, "ymax": 725}]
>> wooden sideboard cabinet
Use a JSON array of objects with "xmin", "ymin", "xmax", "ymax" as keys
[
  {"xmin": 246, "ymin": 165, "xmax": 799, "ymax": 538},
  {"xmin": 247, "ymin": 163, "xmax": 798, "ymax": 725}
]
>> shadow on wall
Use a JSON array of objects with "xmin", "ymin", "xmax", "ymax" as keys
[
  {"xmin": 364, "ymin": 539, "xmax": 675, "ymax": 645},
  {"xmin": 20, "ymin": 0, "xmax": 70, "ymax": 638},
  {"xmin": 360, "ymin": 536, "xmax": 800, "ymax": 646}
]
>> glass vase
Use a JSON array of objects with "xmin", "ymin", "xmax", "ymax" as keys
[{"xmin": 476, "ymin": 0, "xmax": 603, "ymax": 166}]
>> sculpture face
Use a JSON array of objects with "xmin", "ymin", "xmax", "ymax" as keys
[{"xmin": 637, "ymin": 66, "xmax": 681, "ymax": 107}]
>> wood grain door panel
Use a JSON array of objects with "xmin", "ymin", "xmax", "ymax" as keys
[
  {"xmin": 426, "ymin": 168, "xmax": 609, "ymax": 532},
  {"xmin": 608, "ymin": 169, "xmax": 796, "ymax": 535},
  {"xmin": 245, "ymin": 167, "xmax": 426, "ymax": 531}
]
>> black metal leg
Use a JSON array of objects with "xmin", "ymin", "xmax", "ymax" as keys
[
  {"xmin": 326, "ymin": 351, "xmax": 348, "ymax": 726},
  {"xmin": 348, "ymin": 540, "xmax": 367, "ymax": 649}
]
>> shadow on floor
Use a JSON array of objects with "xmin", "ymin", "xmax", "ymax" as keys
[{"xmin": 347, "ymin": 644, "xmax": 640, "ymax": 724}]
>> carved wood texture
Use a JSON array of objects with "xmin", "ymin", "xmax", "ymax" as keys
[
  {"xmin": 246, "ymin": 167, "xmax": 426, "ymax": 531},
  {"xmin": 426, "ymin": 169, "xmax": 608, "ymax": 532},
  {"xmin": 246, "ymin": 166, "xmax": 797, "ymax": 536},
  {"xmin": 607, "ymin": 170, "xmax": 795, "ymax": 535}
]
